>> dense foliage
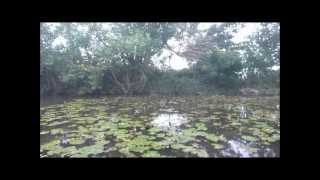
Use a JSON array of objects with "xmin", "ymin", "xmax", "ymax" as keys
[{"xmin": 40, "ymin": 23, "xmax": 279, "ymax": 97}]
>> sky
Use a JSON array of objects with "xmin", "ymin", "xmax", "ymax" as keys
[
  {"xmin": 49, "ymin": 23, "xmax": 263, "ymax": 70},
  {"xmin": 153, "ymin": 23, "xmax": 261, "ymax": 70}
]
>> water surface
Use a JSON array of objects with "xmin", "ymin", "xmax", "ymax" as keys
[{"xmin": 40, "ymin": 96, "xmax": 280, "ymax": 158}]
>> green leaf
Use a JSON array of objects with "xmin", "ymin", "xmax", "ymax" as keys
[
  {"xmin": 142, "ymin": 151, "xmax": 161, "ymax": 157},
  {"xmin": 242, "ymin": 135, "xmax": 258, "ymax": 141}
]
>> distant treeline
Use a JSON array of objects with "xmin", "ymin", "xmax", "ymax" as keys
[{"xmin": 41, "ymin": 23, "xmax": 279, "ymax": 97}]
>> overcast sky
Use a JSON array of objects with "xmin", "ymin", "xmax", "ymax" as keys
[
  {"xmin": 48, "ymin": 23, "xmax": 263, "ymax": 70},
  {"xmin": 154, "ymin": 23, "xmax": 261, "ymax": 70}
]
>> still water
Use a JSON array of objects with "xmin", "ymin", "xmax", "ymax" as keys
[{"xmin": 40, "ymin": 96, "xmax": 280, "ymax": 158}]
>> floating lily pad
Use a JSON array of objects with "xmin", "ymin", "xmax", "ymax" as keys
[
  {"xmin": 118, "ymin": 147, "xmax": 136, "ymax": 157},
  {"xmin": 156, "ymin": 133, "xmax": 166, "ymax": 138},
  {"xmin": 69, "ymin": 137, "xmax": 86, "ymax": 145},
  {"xmin": 195, "ymin": 123, "xmax": 207, "ymax": 131},
  {"xmin": 268, "ymin": 134, "xmax": 280, "ymax": 142},
  {"xmin": 47, "ymin": 120, "xmax": 69, "ymax": 126},
  {"xmin": 195, "ymin": 149, "xmax": 209, "ymax": 157},
  {"xmin": 205, "ymin": 134, "xmax": 219, "ymax": 142},
  {"xmin": 142, "ymin": 151, "xmax": 161, "ymax": 157},
  {"xmin": 231, "ymin": 122, "xmax": 241, "ymax": 126},
  {"xmin": 75, "ymin": 144, "xmax": 104, "ymax": 157},
  {"xmin": 50, "ymin": 128, "xmax": 64, "ymax": 135},
  {"xmin": 40, "ymin": 131, "xmax": 50, "ymax": 135},
  {"xmin": 242, "ymin": 135, "xmax": 258, "ymax": 141},
  {"xmin": 212, "ymin": 122, "xmax": 222, "ymax": 126},
  {"xmin": 213, "ymin": 144, "xmax": 224, "ymax": 149}
]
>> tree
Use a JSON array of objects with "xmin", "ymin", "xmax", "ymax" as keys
[
  {"xmin": 181, "ymin": 23, "xmax": 242, "ymax": 64},
  {"xmin": 91, "ymin": 23, "xmax": 182, "ymax": 95},
  {"xmin": 40, "ymin": 23, "xmax": 64, "ymax": 97},
  {"xmin": 240, "ymin": 23, "xmax": 280, "ymax": 87},
  {"xmin": 194, "ymin": 49, "xmax": 243, "ymax": 91}
]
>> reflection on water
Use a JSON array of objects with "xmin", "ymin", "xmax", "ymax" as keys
[
  {"xmin": 239, "ymin": 105, "xmax": 247, "ymax": 118},
  {"xmin": 222, "ymin": 139, "xmax": 277, "ymax": 157},
  {"xmin": 152, "ymin": 112, "xmax": 187, "ymax": 131},
  {"xmin": 224, "ymin": 140, "xmax": 258, "ymax": 157}
]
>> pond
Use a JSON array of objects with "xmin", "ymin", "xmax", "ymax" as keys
[{"xmin": 40, "ymin": 96, "xmax": 280, "ymax": 158}]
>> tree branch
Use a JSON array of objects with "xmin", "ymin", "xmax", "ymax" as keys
[
  {"xmin": 165, "ymin": 43, "xmax": 183, "ymax": 57},
  {"xmin": 110, "ymin": 69, "xmax": 128, "ymax": 94}
]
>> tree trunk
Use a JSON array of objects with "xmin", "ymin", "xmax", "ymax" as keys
[
  {"xmin": 109, "ymin": 64, "xmax": 147, "ymax": 96},
  {"xmin": 110, "ymin": 69, "xmax": 129, "ymax": 95}
]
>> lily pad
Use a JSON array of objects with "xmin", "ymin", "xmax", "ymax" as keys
[
  {"xmin": 47, "ymin": 120, "xmax": 69, "ymax": 127},
  {"xmin": 142, "ymin": 151, "xmax": 161, "ymax": 157},
  {"xmin": 156, "ymin": 133, "xmax": 166, "ymax": 138},
  {"xmin": 195, "ymin": 123, "xmax": 207, "ymax": 131},
  {"xmin": 69, "ymin": 137, "xmax": 86, "ymax": 145},
  {"xmin": 242, "ymin": 135, "xmax": 258, "ymax": 141},
  {"xmin": 40, "ymin": 131, "xmax": 50, "ymax": 135},
  {"xmin": 213, "ymin": 144, "xmax": 224, "ymax": 149},
  {"xmin": 205, "ymin": 134, "xmax": 219, "ymax": 142},
  {"xmin": 75, "ymin": 143, "xmax": 104, "ymax": 157},
  {"xmin": 50, "ymin": 128, "xmax": 64, "ymax": 135}
]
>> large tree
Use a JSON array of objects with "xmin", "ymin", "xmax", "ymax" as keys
[
  {"xmin": 90, "ymin": 23, "xmax": 181, "ymax": 95},
  {"xmin": 240, "ymin": 23, "xmax": 280, "ymax": 87},
  {"xmin": 181, "ymin": 23, "xmax": 242, "ymax": 64}
]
